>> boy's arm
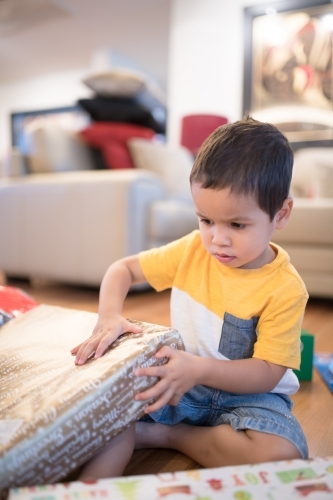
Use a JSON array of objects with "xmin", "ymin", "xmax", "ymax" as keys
[
  {"xmin": 135, "ymin": 348, "xmax": 287, "ymax": 413},
  {"xmin": 71, "ymin": 255, "xmax": 146, "ymax": 365},
  {"xmin": 135, "ymin": 278, "xmax": 305, "ymax": 412}
]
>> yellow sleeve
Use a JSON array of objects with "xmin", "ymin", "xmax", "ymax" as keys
[
  {"xmin": 138, "ymin": 231, "xmax": 198, "ymax": 292},
  {"xmin": 253, "ymin": 293, "xmax": 308, "ymax": 370}
]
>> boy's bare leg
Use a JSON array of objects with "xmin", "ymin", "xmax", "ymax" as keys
[
  {"xmin": 79, "ymin": 425, "xmax": 135, "ymax": 479},
  {"xmin": 135, "ymin": 421, "xmax": 301, "ymax": 467}
]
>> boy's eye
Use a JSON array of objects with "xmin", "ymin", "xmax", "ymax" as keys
[
  {"xmin": 200, "ymin": 218, "xmax": 213, "ymax": 226},
  {"xmin": 231, "ymin": 222, "xmax": 246, "ymax": 229}
]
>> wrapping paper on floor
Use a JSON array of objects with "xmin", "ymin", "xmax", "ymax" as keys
[
  {"xmin": 6, "ymin": 456, "xmax": 333, "ymax": 500},
  {"xmin": 0, "ymin": 305, "xmax": 184, "ymax": 488}
]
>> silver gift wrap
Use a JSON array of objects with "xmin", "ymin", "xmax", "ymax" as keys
[{"xmin": 0, "ymin": 305, "xmax": 184, "ymax": 488}]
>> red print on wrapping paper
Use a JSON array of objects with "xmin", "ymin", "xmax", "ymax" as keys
[
  {"xmin": 232, "ymin": 474, "xmax": 246, "ymax": 486},
  {"xmin": 258, "ymin": 471, "xmax": 270, "ymax": 483},
  {"xmin": 157, "ymin": 473, "xmax": 178, "ymax": 482},
  {"xmin": 207, "ymin": 478, "xmax": 223, "ymax": 490},
  {"xmin": 157, "ymin": 485, "xmax": 192, "ymax": 497},
  {"xmin": 295, "ymin": 483, "xmax": 332, "ymax": 496}
]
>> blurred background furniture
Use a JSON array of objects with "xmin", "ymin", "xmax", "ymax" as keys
[
  {"xmin": 180, "ymin": 113, "xmax": 229, "ymax": 156},
  {"xmin": 0, "ymin": 126, "xmax": 197, "ymax": 287},
  {"xmin": 1, "ymin": 119, "xmax": 332, "ymax": 298},
  {"xmin": 78, "ymin": 67, "xmax": 167, "ymax": 135},
  {"xmin": 272, "ymin": 147, "xmax": 333, "ymax": 299}
]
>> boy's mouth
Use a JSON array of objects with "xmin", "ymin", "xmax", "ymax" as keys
[{"xmin": 214, "ymin": 253, "xmax": 235, "ymax": 264}]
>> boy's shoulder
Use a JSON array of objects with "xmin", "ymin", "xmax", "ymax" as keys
[
  {"xmin": 165, "ymin": 230, "xmax": 202, "ymax": 252},
  {"xmin": 270, "ymin": 243, "xmax": 308, "ymax": 298}
]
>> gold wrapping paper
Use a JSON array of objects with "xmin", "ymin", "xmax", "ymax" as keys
[{"xmin": 0, "ymin": 305, "xmax": 184, "ymax": 488}]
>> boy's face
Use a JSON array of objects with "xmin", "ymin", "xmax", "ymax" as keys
[{"xmin": 191, "ymin": 183, "xmax": 292, "ymax": 270}]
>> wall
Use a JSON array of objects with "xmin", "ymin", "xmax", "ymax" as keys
[
  {"xmin": 0, "ymin": 68, "xmax": 91, "ymax": 160},
  {"xmin": 167, "ymin": 0, "xmax": 273, "ymax": 146},
  {"xmin": 0, "ymin": 0, "xmax": 278, "ymax": 157}
]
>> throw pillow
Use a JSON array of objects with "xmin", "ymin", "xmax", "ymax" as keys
[
  {"xmin": 78, "ymin": 97, "xmax": 165, "ymax": 134},
  {"xmin": 79, "ymin": 122, "xmax": 156, "ymax": 170},
  {"xmin": 7, "ymin": 147, "xmax": 28, "ymax": 177},
  {"xmin": 292, "ymin": 147, "xmax": 333, "ymax": 198},
  {"xmin": 27, "ymin": 124, "xmax": 92, "ymax": 173},
  {"xmin": 103, "ymin": 142, "xmax": 134, "ymax": 169},
  {"xmin": 128, "ymin": 138, "xmax": 194, "ymax": 200},
  {"xmin": 82, "ymin": 69, "xmax": 147, "ymax": 98},
  {"xmin": 314, "ymin": 163, "xmax": 333, "ymax": 197}
]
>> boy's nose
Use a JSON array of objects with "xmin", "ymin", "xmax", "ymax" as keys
[{"xmin": 212, "ymin": 227, "xmax": 231, "ymax": 246}]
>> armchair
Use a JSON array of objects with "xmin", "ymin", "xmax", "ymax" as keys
[{"xmin": 272, "ymin": 147, "xmax": 333, "ymax": 298}]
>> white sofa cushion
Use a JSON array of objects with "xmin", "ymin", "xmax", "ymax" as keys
[
  {"xmin": 148, "ymin": 199, "xmax": 198, "ymax": 246},
  {"xmin": 279, "ymin": 245, "xmax": 333, "ymax": 274},
  {"xmin": 27, "ymin": 124, "xmax": 92, "ymax": 174},
  {"xmin": 292, "ymin": 147, "xmax": 333, "ymax": 198},
  {"xmin": 0, "ymin": 170, "xmax": 165, "ymax": 286},
  {"xmin": 128, "ymin": 138, "xmax": 194, "ymax": 201},
  {"xmin": 7, "ymin": 148, "xmax": 27, "ymax": 177},
  {"xmin": 272, "ymin": 198, "xmax": 333, "ymax": 246},
  {"xmin": 315, "ymin": 163, "xmax": 333, "ymax": 198}
]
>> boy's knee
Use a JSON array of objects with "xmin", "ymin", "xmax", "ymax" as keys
[{"xmin": 246, "ymin": 430, "xmax": 301, "ymax": 463}]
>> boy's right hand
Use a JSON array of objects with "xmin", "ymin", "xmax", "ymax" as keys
[{"xmin": 71, "ymin": 315, "xmax": 143, "ymax": 365}]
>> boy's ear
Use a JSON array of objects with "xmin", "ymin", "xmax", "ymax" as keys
[{"xmin": 275, "ymin": 197, "xmax": 293, "ymax": 230}]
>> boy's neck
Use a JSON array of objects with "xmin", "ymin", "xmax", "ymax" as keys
[{"xmin": 239, "ymin": 244, "xmax": 277, "ymax": 270}]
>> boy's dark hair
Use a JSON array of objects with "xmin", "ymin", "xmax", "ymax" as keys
[{"xmin": 190, "ymin": 116, "xmax": 294, "ymax": 220}]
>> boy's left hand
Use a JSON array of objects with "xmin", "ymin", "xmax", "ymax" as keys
[{"xmin": 134, "ymin": 346, "xmax": 198, "ymax": 413}]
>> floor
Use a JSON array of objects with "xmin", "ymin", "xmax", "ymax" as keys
[{"xmin": 3, "ymin": 276, "xmax": 333, "ymax": 476}]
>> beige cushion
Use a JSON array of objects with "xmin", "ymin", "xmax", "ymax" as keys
[
  {"xmin": 0, "ymin": 169, "xmax": 165, "ymax": 286},
  {"xmin": 83, "ymin": 68, "xmax": 147, "ymax": 97},
  {"xmin": 275, "ymin": 244, "xmax": 333, "ymax": 298},
  {"xmin": 314, "ymin": 163, "xmax": 333, "ymax": 197},
  {"xmin": 7, "ymin": 148, "xmax": 27, "ymax": 177},
  {"xmin": 272, "ymin": 198, "xmax": 333, "ymax": 245},
  {"xmin": 128, "ymin": 138, "xmax": 194, "ymax": 200},
  {"xmin": 27, "ymin": 124, "xmax": 92, "ymax": 173},
  {"xmin": 82, "ymin": 68, "xmax": 167, "ymax": 105},
  {"xmin": 148, "ymin": 199, "xmax": 198, "ymax": 245},
  {"xmin": 292, "ymin": 148, "xmax": 333, "ymax": 198}
]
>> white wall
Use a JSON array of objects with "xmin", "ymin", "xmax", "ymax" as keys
[
  {"xmin": 0, "ymin": 46, "xmax": 166, "ymax": 162},
  {"xmin": 0, "ymin": 0, "xmax": 275, "ymax": 157},
  {"xmin": 167, "ymin": 0, "xmax": 272, "ymax": 146},
  {"xmin": 0, "ymin": 68, "xmax": 91, "ymax": 159}
]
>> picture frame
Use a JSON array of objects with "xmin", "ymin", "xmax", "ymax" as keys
[
  {"xmin": 243, "ymin": 0, "xmax": 333, "ymax": 145},
  {"xmin": 10, "ymin": 105, "xmax": 90, "ymax": 155}
]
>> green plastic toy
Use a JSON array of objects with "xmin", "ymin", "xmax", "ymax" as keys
[{"xmin": 293, "ymin": 330, "xmax": 314, "ymax": 381}]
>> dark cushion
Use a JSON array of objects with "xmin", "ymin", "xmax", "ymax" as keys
[{"xmin": 78, "ymin": 97, "xmax": 165, "ymax": 134}]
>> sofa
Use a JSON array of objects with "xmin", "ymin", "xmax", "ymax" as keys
[
  {"xmin": 0, "ymin": 125, "xmax": 332, "ymax": 298},
  {"xmin": 272, "ymin": 147, "xmax": 333, "ymax": 298},
  {"xmin": 0, "ymin": 125, "xmax": 198, "ymax": 287}
]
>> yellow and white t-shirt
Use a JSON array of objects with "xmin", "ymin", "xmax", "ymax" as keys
[{"xmin": 139, "ymin": 230, "xmax": 308, "ymax": 395}]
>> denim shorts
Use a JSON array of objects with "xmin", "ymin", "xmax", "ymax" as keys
[{"xmin": 141, "ymin": 384, "xmax": 308, "ymax": 459}]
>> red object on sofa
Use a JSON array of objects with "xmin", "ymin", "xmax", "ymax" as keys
[
  {"xmin": 180, "ymin": 114, "xmax": 229, "ymax": 156},
  {"xmin": 79, "ymin": 122, "xmax": 156, "ymax": 169},
  {"xmin": 0, "ymin": 286, "xmax": 39, "ymax": 319}
]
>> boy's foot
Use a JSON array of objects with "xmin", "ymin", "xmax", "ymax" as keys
[{"xmin": 135, "ymin": 421, "xmax": 171, "ymax": 449}]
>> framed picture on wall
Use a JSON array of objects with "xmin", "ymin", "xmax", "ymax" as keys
[
  {"xmin": 243, "ymin": 0, "xmax": 333, "ymax": 144},
  {"xmin": 11, "ymin": 105, "xmax": 90, "ymax": 155}
]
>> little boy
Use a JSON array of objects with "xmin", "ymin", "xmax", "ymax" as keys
[{"xmin": 71, "ymin": 117, "xmax": 308, "ymax": 479}]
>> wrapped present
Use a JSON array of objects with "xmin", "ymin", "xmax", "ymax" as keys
[
  {"xmin": 6, "ymin": 456, "xmax": 333, "ymax": 500},
  {"xmin": 0, "ymin": 305, "xmax": 184, "ymax": 488},
  {"xmin": 0, "ymin": 286, "xmax": 39, "ymax": 326}
]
